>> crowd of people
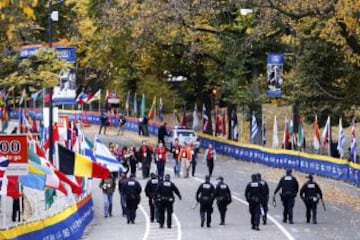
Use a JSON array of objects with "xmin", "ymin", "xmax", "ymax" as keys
[{"xmin": 100, "ymin": 138, "xmax": 324, "ymax": 232}]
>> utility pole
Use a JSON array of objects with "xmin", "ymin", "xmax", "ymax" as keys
[{"xmin": 48, "ymin": 0, "xmax": 54, "ymax": 164}]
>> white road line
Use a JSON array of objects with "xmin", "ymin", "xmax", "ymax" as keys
[
  {"xmin": 192, "ymin": 176, "xmax": 296, "ymax": 240},
  {"xmin": 140, "ymin": 204, "xmax": 150, "ymax": 240},
  {"xmin": 173, "ymin": 213, "xmax": 182, "ymax": 240}
]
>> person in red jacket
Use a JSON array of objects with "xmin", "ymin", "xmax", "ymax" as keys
[
  {"xmin": 178, "ymin": 142, "xmax": 192, "ymax": 178},
  {"xmin": 171, "ymin": 139, "xmax": 181, "ymax": 177},
  {"xmin": 138, "ymin": 140, "xmax": 153, "ymax": 178},
  {"xmin": 155, "ymin": 143, "xmax": 167, "ymax": 179}
]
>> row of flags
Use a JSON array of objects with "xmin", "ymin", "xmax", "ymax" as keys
[{"xmin": 251, "ymin": 114, "xmax": 358, "ymax": 162}]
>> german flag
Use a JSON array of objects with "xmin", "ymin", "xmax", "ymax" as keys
[{"xmin": 58, "ymin": 144, "xmax": 110, "ymax": 179}]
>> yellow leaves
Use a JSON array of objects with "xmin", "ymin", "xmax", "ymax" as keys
[
  {"xmin": 6, "ymin": 24, "xmax": 16, "ymax": 40},
  {"xmin": 0, "ymin": 0, "xmax": 11, "ymax": 9},
  {"xmin": 23, "ymin": 6, "xmax": 35, "ymax": 20}
]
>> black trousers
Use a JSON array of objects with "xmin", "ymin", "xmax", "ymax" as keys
[
  {"xmin": 158, "ymin": 201, "xmax": 173, "ymax": 228},
  {"xmin": 200, "ymin": 202, "xmax": 213, "ymax": 226},
  {"xmin": 12, "ymin": 198, "xmax": 21, "ymax": 222},
  {"xmin": 305, "ymin": 200, "xmax": 318, "ymax": 223},
  {"xmin": 249, "ymin": 202, "xmax": 261, "ymax": 227},
  {"xmin": 217, "ymin": 201, "xmax": 228, "ymax": 224},
  {"xmin": 207, "ymin": 160, "xmax": 214, "ymax": 177},
  {"xmin": 148, "ymin": 198, "xmax": 155, "ymax": 222},
  {"xmin": 126, "ymin": 199, "xmax": 138, "ymax": 222},
  {"xmin": 282, "ymin": 196, "xmax": 295, "ymax": 222}
]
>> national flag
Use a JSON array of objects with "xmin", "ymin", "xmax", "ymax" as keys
[
  {"xmin": 283, "ymin": 117, "xmax": 290, "ymax": 149},
  {"xmin": 43, "ymin": 122, "xmax": 60, "ymax": 151},
  {"xmin": 174, "ymin": 109, "xmax": 180, "ymax": 124},
  {"xmin": 222, "ymin": 112, "xmax": 227, "ymax": 136},
  {"xmin": 272, "ymin": 115, "xmax": 279, "ymax": 148},
  {"xmin": 19, "ymin": 89, "xmax": 27, "ymax": 105},
  {"xmin": 125, "ymin": 90, "xmax": 130, "ymax": 116},
  {"xmin": 19, "ymin": 109, "xmax": 26, "ymax": 133},
  {"xmin": 76, "ymin": 91, "xmax": 88, "ymax": 105},
  {"xmin": 5, "ymin": 86, "xmax": 15, "ymax": 101},
  {"xmin": 192, "ymin": 104, "xmax": 199, "ymax": 130},
  {"xmin": 181, "ymin": 108, "xmax": 187, "ymax": 128},
  {"xmin": 58, "ymin": 144, "xmax": 110, "ymax": 179},
  {"xmin": 231, "ymin": 109, "xmax": 238, "ymax": 140},
  {"xmin": 262, "ymin": 116, "xmax": 266, "ymax": 145},
  {"xmin": 289, "ymin": 119, "xmax": 297, "ymax": 148},
  {"xmin": 0, "ymin": 156, "xmax": 10, "ymax": 178},
  {"xmin": 313, "ymin": 115, "xmax": 321, "ymax": 151},
  {"xmin": 337, "ymin": 118, "xmax": 345, "ymax": 158},
  {"xmin": 86, "ymin": 89, "xmax": 101, "ymax": 104},
  {"xmin": 0, "ymin": 176, "xmax": 22, "ymax": 198},
  {"xmin": 297, "ymin": 117, "xmax": 305, "ymax": 148},
  {"xmin": 215, "ymin": 111, "xmax": 222, "ymax": 135},
  {"xmin": 31, "ymin": 88, "xmax": 45, "ymax": 102},
  {"xmin": 133, "ymin": 92, "xmax": 138, "ymax": 117},
  {"xmin": 321, "ymin": 116, "xmax": 330, "ymax": 147},
  {"xmin": 1, "ymin": 106, "xmax": 9, "ymax": 132},
  {"xmin": 251, "ymin": 112, "xmax": 259, "ymax": 143},
  {"xmin": 350, "ymin": 120, "xmax": 357, "ymax": 162},
  {"xmin": 148, "ymin": 96, "xmax": 156, "ymax": 120},
  {"xmin": 202, "ymin": 104, "xmax": 209, "ymax": 132},
  {"xmin": 140, "ymin": 94, "xmax": 146, "ymax": 117},
  {"xmin": 94, "ymin": 137, "xmax": 124, "ymax": 172},
  {"xmin": 159, "ymin": 97, "xmax": 164, "ymax": 122},
  {"xmin": 45, "ymin": 188, "xmax": 56, "ymax": 209}
]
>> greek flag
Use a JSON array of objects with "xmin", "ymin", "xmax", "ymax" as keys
[
  {"xmin": 350, "ymin": 121, "xmax": 357, "ymax": 162},
  {"xmin": 251, "ymin": 112, "xmax": 259, "ymax": 143},
  {"xmin": 337, "ymin": 118, "xmax": 345, "ymax": 158}
]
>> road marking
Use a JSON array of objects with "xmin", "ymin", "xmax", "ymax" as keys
[
  {"xmin": 140, "ymin": 204, "xmax": 150, "ymax": 240},
  {"xmin": 192, "ymin": 175, "xmax": 296, "ymax": 240},
  {"xmin": 173, "ymin": 212, "xmax": 182, "ymax": 240}
]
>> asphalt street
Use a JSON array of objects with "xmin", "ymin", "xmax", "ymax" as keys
[{"xmin": 82, "ymin": 127, "xmax": 360, "ymax": 240}]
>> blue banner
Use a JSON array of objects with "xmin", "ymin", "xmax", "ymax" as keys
[
  {"xmin": 266, "ymin": 53, "xmax": 284, "ymax": 98},
  {"xmin": 19, "ymin": 46, "xmax": 76, "ymax": 63}
]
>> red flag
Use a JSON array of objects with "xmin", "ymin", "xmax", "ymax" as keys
[
  {"xmin": 7, "ymin": 176, "xmax": 22, "ymax": 198},
  {"xmin": 222, "ymin": 113, "xmax": 227, "ymax": 136},
  {"xmin": 181, "ymin": 109, "xmax": 187, "ymax": 128},
  {"xmin": 216, "ymin": 113, "xmax": 222, "ymax": 135}
]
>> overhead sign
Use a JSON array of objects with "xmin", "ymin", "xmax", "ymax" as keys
[
  {"xmin": 19, "ymin": 46, "xmax": 76, "ymax": 63},
  {"xmin": 266, "ymin": 53, "xmax": 284, "ymax": 98},
  {"xmin": 0, "ymin": 135, "xmax": 28, "ymax": 176}
]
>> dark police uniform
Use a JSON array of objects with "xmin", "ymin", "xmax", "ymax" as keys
[
  {"xmin": 155, "ymin": 174, "xmax": 182, "ymax": 228},
  {"xmin": 123, "ymin": 176, "xmax": 142, "ymax": 224},
  {"xmin": 274, "ymin": 169, "xmax": 299, "ymax": 224},
  {"xmin": 300, "ymin": 175, "xmax": 323, "ymax": 224},
  {"xmin": 214, "ymin": 176, "xmax": 232, "ymax": 225},
  {"xmin": 256, "ymin": 173, "xmax": 269, "ymax": 224},
  {"xmin": 196, "ymin": 176, "xmax": 215, "ymax": 228},
  {"xmin": 245, "ymin": 174, "xmax": 263, "ymax": 230},
  {"xmin": 145, "ymin": 173, "xmax": 159, "ymax": 223}
]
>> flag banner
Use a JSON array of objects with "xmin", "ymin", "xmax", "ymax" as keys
[
  {"xmin": 272, "ymin": 115, "xmax": 279, "ymax": 148},
  {"xmin": 350, "ymin": 120, "xmax": 357, "ymax": 162},
  {"xmin": 159, "ymin": 97, "xmax": 164, "ymax": 122},
  {"xmin": 148, "ymin": 96, "xmax": 156, "ymax": 120},
  {"xmin": 337, "ymin": 118, "xmax": 345, "ymax": 158},
  {"xmin": 86, "ymin": 89, "xmax": 101, "ymax": 104},
  {"xmin": 313, "ymin": 115, "xmax": 321, "ymax": 151},
  {"xmin": 321, "ymin": 116, "xmax": 331, "ymax": 147},
  {"xmin": 94, "ymin": 137, "xmax": 124, "ymax": 172},
  {"xmin": 231, "ymin": 109, "xmax": 238, "ymax": 140},
  {"xmin": 58, "ymin": 144, "xmax": 110, "ymax": 179},
  {"xmin": 192, "ymin": 104, "xmax": 199, "ymax": 130},
  {"xmin": 202, "ymin": 104, "xmax": 209, "ymax": 132},
  {"xmin": 133, "ymin": 93, "xmax": 138, "ymax": 117},
  {"xmin": 53, "ymin": 68, "xmax": 77, "ymax": 106},
  {"xmin": 125, "ymin": 90, "xmax": 130, "ymax": 116},
  {"xmin": 266, "ymin": 53, "xmax": 284, "ymax": 98},
  {"xmin": 140, "ymin": 94, "xmax": 145, "ymax": 117},
  {"xmin": 251, "ymin": 112, "xmax": 259, "ymax": 143},
  {"xmin": 1, "ymin": 106, "xmax": 9, "ymax": 132}
]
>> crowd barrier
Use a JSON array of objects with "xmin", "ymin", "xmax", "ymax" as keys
[
  {"xmin": 11, "ymin": 109, "xmax": 360, "ymax": 187},
  {"xmin": 0, "ymin": 195, "xmax": 94, "ymax": 240}
]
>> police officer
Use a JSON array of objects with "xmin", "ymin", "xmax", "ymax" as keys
[
  {"xmin": 214, "ymin": 176, "xmax": 232, "ymax": 225},
  {"xmin": 145, "ymin": 173, "xmax": 159, "ymax": 223},
  {"xmin": 300, "ymin": 174, "xmax": 323, "ymax": 224},
  {"xmin": 245, "ymin": 174, "xmax": 263, "ymax": 231},
  {"xmin": 273, "ymin": 169, "xmax": 299, "ymax": 224},
  {"xmin": 256, "ymin": 173, "xmax": 269, "ymax": 224},
  {"xmin": 196, "ymin": 175, "xmax": 215, "ymax": 228},
  {"xmin": 155, "ymin": 174, "xmax": 182, "ymax": 228},
  {"xmin": 123, "ymin": 175, "xmax": 142, "ymax": 224}
]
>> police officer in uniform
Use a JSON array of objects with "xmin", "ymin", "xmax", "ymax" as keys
[
  {"xmin": 123, "ymin": 175, "xmax": 142, "ymax": 224},
  {"xmin": 155, "ymin": 174, "xmax": 182, "ymax": 228},
  {"xmin": 214, "ymin": 176, "xmax": 232, "ymax": 225},
  {"xmin": 300, "ymin": 174, "xmax": 323, "ymax": 224},
  {"xmin": 245, "ymin": 174, "xmax": 263, "ymax": 231},
  {"xmin": 273, "ymin": 169, "xmax": 299, "ymax": 224},
  {"xmin": 256, "ymin": 173, "xmax": 269, "ymax": 224},
  {"xmin": 196, "ymin": 175, "xmax": 215, "ymax": 228},
  {"xmin": 145, "ymin": 173, "xmax": 159, "ymax": 223}
]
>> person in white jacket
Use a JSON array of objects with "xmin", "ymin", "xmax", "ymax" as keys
[{"xmin": 203, "ymin": 144, "xmax": 216, "ymax": 177}]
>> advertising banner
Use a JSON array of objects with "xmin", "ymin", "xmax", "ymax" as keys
[
  {"xmin": 0, "ymin": 135, "xmax": 28, "ymax": 175},
  {"xmin": 266, "ymin": 53, "xmax": 284, "ymax": 98}
]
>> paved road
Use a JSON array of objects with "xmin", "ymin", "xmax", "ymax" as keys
[{"xmin": 82, "ymin": 128, "xmax": 360, "ymax": 240}]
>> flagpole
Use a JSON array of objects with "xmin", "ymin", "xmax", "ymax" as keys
[
  {"xmin": 19, "ymin": 184, "xmax": 23, "ymax": 222},
  {"xmin": 98, "ymin": 89, "xmax": 101, "ymax": 113},
  {"xmin": 328, "ymin": 116, "xmax": 331, "ymax": 157}
]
